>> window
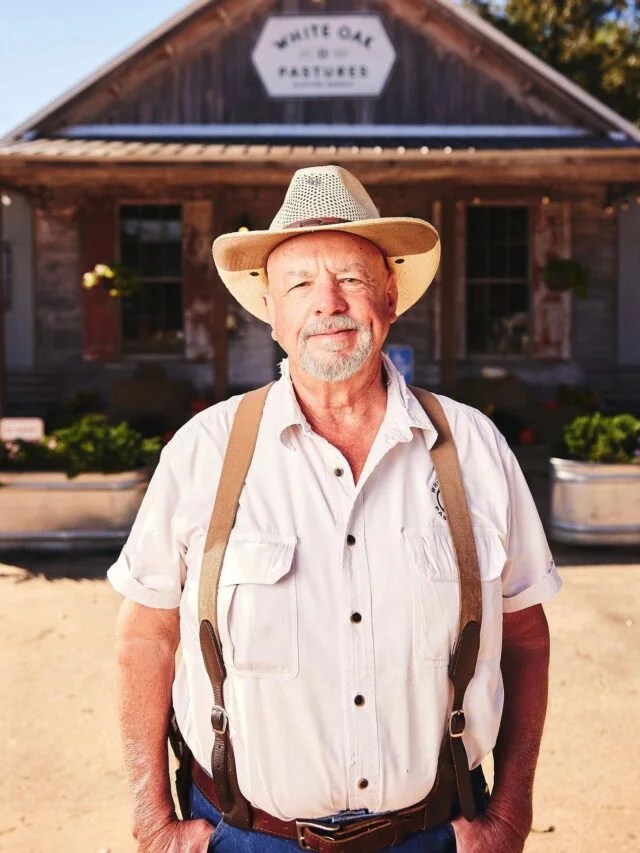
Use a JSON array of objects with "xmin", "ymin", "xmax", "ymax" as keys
[
  {"xmin": 466, "ymin": 206, "xmax": 530, "ymax": 355},
  {"xmin": 119, "ymin": 205, "xmax": 183, "ymax": 355}
]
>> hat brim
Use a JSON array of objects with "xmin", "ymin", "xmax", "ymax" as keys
[{"xmin": 212, "ymin": 217, "xmax": 440, "ymax": 323}]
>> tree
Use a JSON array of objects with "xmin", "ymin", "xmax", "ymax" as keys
[{"xmin": 466, "ymin": 1, "xmax": 640, "ymax": 124}]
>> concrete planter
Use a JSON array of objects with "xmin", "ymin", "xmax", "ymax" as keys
[
  {"xmin": 549, "ymin": 457, "xmax": 640, "ymax": 545},
  {"xmin": 0, "ymin": 470, "xmax": 148, "ymax": 550}
]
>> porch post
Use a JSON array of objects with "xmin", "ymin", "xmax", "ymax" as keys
[{"xmin": 439, "ymin": 192, "xmax": 458, "ymax": 396}]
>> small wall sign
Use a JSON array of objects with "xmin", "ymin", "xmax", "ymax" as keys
[
  {"xmin": 252, "ymin": 15, "xmax": 396, "ymax": 98},
  {"xmin": 0, "ymin": 417, "xmax": 45, "ymax": 442},
  {"xmin": 385, "ymin": 345, "xmax": 414, "ymax": 383}
]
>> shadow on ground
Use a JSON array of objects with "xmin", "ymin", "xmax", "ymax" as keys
[{"xmin": 0, "ymin": 548, "xmax": 120, "ymax": 581}]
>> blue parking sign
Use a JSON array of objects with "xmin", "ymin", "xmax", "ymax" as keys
[{"xmin": 385, "ymin": 344, "xmax": 414, "ymax": 383}]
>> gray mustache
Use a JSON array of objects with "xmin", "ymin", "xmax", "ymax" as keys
[{"xmin": 301, "ymin": 316, "xmax": 363, "ymax": 341}]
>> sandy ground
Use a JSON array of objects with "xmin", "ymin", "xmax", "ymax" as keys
[{"xmin": 1, "ymin": 550, "xmax": 638, "ymax": 853}]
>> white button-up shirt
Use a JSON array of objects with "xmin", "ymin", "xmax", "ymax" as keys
[{"xmin": 108, "ymin": 356, "xmax": 561, "ymax": 821}]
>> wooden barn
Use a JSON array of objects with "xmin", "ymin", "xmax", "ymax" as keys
[{"xmin": 1, "ymin": 0, "xmax": 639, "ymax": 431}]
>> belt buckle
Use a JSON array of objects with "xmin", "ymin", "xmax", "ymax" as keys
[
  {"xmin": 211, "ymin": 705, "xmax": 228, "ymax": 735},
  {"xmin": 296, "ymin": 819, "xmax": 341, "ymax": 850}
]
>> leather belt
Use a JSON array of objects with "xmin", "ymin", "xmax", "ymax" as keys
[{"xmin": 192, "ymin": 761, "xmax": 450, "ymax": 852}]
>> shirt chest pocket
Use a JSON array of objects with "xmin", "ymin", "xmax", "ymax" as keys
[
  {"xmin": 217, "ymin": 533, "xmax": 298, "ymax": 680},
  {"xmin": 403, "ymin": 526, "xmax": 505, "ymax": 666}
]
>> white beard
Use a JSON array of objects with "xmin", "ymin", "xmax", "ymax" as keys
[{"xmin": 298, "ymin": 316, "xmax": 374, "ymax": 382}]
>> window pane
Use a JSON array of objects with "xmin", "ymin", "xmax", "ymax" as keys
[
  {"xmin": 466, "ymin": 206, "xmax": 530, "ymax": 355},
  {"xmin": 119, "ymin": 205, "xmax": 184, "ymax": 354},
  {"xmin": 508, "ymin": 244, "xmax": 528, "ymax": 278},
  {"xmin": 121, "ymin": 280, "xmax": 184, "ymax": 355}
]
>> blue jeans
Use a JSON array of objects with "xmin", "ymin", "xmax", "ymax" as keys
[{"xmin": 190, "ymin": 783, "xmax": 457, "ymax": 852}]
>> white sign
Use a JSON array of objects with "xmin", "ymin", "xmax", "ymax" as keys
[
  {"xmin": 0, "ymin": 417, "xmax": 45, "ymax": 442},
  {"xmin": 252, "ymin": 15, "xmax": 396, "ymax": 98}
]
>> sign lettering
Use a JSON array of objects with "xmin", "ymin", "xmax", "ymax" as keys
[{"xmin": 252, "ymin": 15, "xmax": 396, "ymax": 98}]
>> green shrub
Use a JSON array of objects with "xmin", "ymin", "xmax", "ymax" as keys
[
  {"xmin": 562, "ymin": 412, "xmax": 640, "ymax": 463},
  {"xmin": 0, "ymin": 415, "xmax": 161, "ymax": 478}
]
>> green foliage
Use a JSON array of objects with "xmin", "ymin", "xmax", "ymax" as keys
[
  {"xmin": 563, "ymin": 412, "xmax": 640, "ymax": 462},
  {"xmin": 0, "ymin": 415, "xmax": 161, "ymax": 478},
  {"xmin": 466, "ymin": 1, "xmax": 640, "ymax": 124},
  {"xmin": 544, "ymin": 258, "xmax": 589, "ymax": 297}
]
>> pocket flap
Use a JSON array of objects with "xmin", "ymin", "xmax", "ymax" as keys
[
  {"xmin": 219, "ymin": 533, "xmax": 296, "ymax": 587},
  {"xmin": 403, "ymin": 526, "xmax": 505, "ymax": 582}
]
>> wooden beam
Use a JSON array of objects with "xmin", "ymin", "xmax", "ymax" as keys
[{"xmin": 2, "ymin": 151, "xmax": 640, "ymax": 191}]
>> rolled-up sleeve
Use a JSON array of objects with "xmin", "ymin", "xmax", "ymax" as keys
[
  {"xmin": 499, "ymin": 441, "xmax": 562, "ymax": 613},
  {"xmin": 107, "ymin": 446, "xmax": 186, "ymax": 609}
]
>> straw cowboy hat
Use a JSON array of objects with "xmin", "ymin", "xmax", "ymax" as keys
[{"xmin": 212, "ymin": 165, "xmax": 440, "ymax": 322}]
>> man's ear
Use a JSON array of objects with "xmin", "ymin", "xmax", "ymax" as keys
[
  {"xmin": 263, "ymin": 292, "xmax": 278, "ymax": 342},
  {"xmin": 386, "ymin": 272, "xmax": 399, "ymax": 325}
]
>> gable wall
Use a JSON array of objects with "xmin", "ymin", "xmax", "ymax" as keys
[{"xmin": 71, "ymin": 0, "xmax": 559, "ymax": 129}]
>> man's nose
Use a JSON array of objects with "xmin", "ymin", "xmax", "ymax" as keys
[{"xmin": 314, "ymin": 276, "xmax": 348, "ymax": 314}]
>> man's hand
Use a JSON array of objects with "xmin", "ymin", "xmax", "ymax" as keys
[
  {"xmin": 137, "ymin": 817, "xmax": 215, "ymax": 853},
  {"xmin": 451, "ymin": 812, "xmax": 525, "ymax": 853}
]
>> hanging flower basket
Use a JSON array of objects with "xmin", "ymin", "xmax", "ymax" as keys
[
  {"xmin": 543, "ymin": 258, "xmax": 589, "ymax": 298},
  {"xmin": 82, "ymin": 263, "xmax": 138, "ymax": 298}
]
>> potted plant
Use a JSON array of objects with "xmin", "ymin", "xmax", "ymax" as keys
[
  {"xmin": 549, "ymin": 412, "xmax": 640, "ymax": 545},
  {"xmin": 0, "ymin": 415, "xmax": 161, "ymax": 550}
]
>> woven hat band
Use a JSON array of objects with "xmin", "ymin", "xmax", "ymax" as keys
[{"xmin": 284, "ymin": 217, "xmax": 351, "ymax": 229}]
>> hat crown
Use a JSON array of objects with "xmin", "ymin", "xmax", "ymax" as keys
[{"xmin": 270, "ymin": 165, "xmax": 379, "ymax": 230}]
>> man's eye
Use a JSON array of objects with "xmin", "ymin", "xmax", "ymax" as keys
[
  {"xmin": 339, "ymin": 277, "xmax": 362, "ymax": 285},
  {"xmin": 289, "ymin": 281, "xmax": 309, "ymax": 291}
]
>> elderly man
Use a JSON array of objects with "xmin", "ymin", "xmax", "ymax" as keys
[{"xmin": 109, "ymin": 165, "xmax": 561, "ymax": 853}]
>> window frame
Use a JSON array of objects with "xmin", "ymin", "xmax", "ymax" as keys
[
  {"xmin": 463, "ymin": 201, "xmax": 534, "ymax": 360},
  {"xmin": 117, "ymin": 199, "xmax": 185, "ymax": 360}
]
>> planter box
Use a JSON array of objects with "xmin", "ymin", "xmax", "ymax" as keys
[
  {"xmin": 549, "ymin": 457, "xmax": 640, "ymax": 545},
  {"xmin": 0, "ymin": 470, "xmax": 148, "ymax": 550}
]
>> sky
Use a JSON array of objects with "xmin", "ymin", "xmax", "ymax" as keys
[{"xmin": 0, "ymin": 0, "xmax": 193, "ymax": 138}]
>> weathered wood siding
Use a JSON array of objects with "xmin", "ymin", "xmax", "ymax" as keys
[
  {"xmin": 571, "ymin": 191, "xmax": 618, "ymax": 371},
  {"xmin": 531, "ymin": 201, "xmax": 572, "ymax": 360},
  {"xmin": 75, "ymin": 0, "xmax": 554, "ymax": 130},
  {"xmin": 34, "ymin": 204, "xmax": 83, "ymax": 365}
]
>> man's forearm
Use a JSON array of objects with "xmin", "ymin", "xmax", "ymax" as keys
[
  {"xmin": 489, "ymin": 604, "xmax": 551, "ymax": 840},
  {"xmin": 115, "ymin": 601, "xmax": 179, "ymax": 844}
]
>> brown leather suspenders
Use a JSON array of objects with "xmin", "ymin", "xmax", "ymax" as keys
[{"xmin": 197, "ymin": 383, "xmax": 483, "ymax": 840}]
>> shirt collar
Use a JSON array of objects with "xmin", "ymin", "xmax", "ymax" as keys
[{"xmin": 270, "ymin": 354, "xmax": 438, "ymax": 450}]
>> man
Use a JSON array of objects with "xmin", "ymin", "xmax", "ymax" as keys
[{"xmin": 110, "ymin": 165, "xmax": 561, "ymax": 853}]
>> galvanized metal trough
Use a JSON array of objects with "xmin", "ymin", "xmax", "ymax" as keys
[
  {"xmin": 0, "ymin": 470, "xmax": 148, "ymax": 550},
  {"xmin": 549, "ymin": 458, "xmax": 640, "ymax": 546}
]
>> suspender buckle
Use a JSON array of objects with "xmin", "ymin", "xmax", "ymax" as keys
[
  {"xmin": 449, "ymin": 709, "xmax": 466, "ymax": 738},
  {"xmin": 211, "ymin": 705, "xmax": 229, "ymax": 735}
]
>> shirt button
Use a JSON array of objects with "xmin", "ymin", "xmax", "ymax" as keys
[
  {"xmin": 334, "ymin": 467, "xmax": 344, "ymax": 477},
  {"xmin": 354, "ymin": 694, "xmax": 365, "ymax": 706},
  {"xmin": 346, "ymin": 534, "xmax": 356, "ymax": 546},
  {"xmin": 358, "ymin": 778, "xmax": 369, "ymax": 789},
  {"xmin": 350, "ymin": 612, "xmax": 362, "ymax": 624}
]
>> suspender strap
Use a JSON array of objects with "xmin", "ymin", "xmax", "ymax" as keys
[
  {"xmin": 410, "ymin": 387, "xmax": 483, "ymax": 821},
  {"xmin": 198, "ymin": 383, "xmax": 274, "ymax": 829}
]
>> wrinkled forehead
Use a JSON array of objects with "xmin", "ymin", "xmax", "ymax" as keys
[{"xmin": 266, "ymin": 230, "xmax": 387, "ymax": 279}]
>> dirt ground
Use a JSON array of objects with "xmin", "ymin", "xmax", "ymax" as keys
[{"xmin": 1, "ymin": 549, "xmax": 638, "ymax": 853}]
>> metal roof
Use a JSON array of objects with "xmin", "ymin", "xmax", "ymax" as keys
[{"xmin": 0, "ymin": 135, "xmax": 636, "ymax": 165}]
